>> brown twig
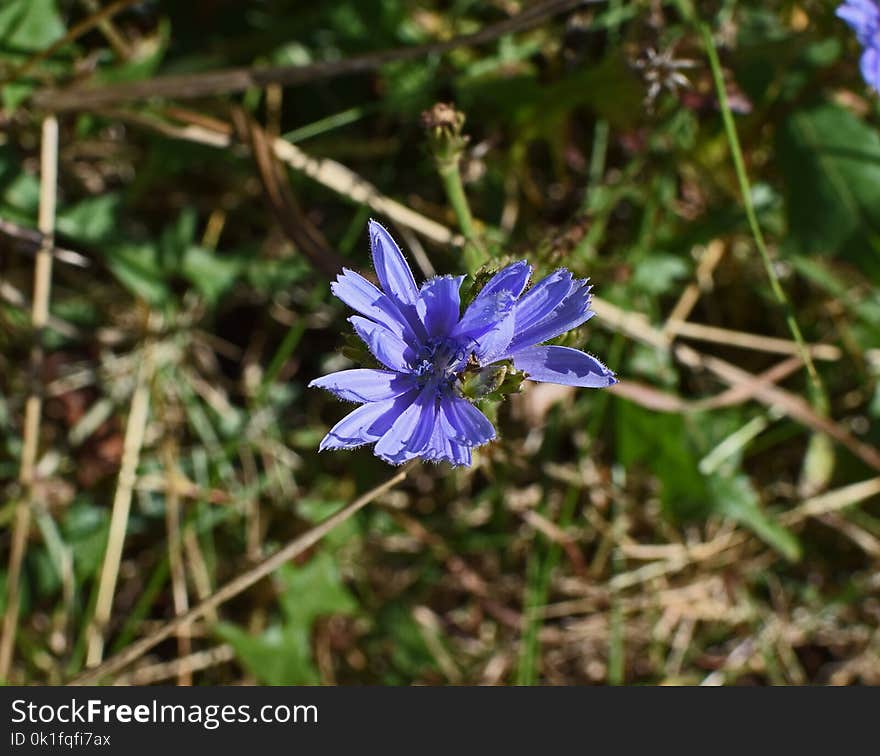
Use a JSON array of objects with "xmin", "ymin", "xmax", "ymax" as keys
[
  {"xmin": 690, "ymin": 356, "xmax": 804, "ymax": 410},
  {"xmin": 591, "ymin": 297, "xmax": 880, "ymax": 472},
  {"xmin": 675, "ymin": 341, "xmax": 880, "ymax": 471},
  {"xmin": 70, "ymin": 461, "xmax": 417, "ymax": 684},
  {"xmin": 607, "ymin": 355, "xmax": 803, "ymax": 413},
  {"xmin": 162, "ymin": 440, "xmax": 191, "ymax": 685},
  {"xmin": 0, "ymin": 116, "xmax": 59, "ymax": 682},
  {"xmin": 0, "ymin": 219, "xmax": 90, "ymax": 267},
  {"xmin": 231, "ymin": 109, "xmax": 346, "ymax": 278},
  {"xmin": 33, "ymin": 0, "xmax": 596, "ymax": 112},
  {"xmin": 780, "ymin": 476, "xmax": 880, "ymax": 525},
  {"xmin": 609, "ymin": 476, "xmax": 880, "ymax": 592},
  {"xmin": 666, "ymin": 320, "xmax": 841, "ymax": 361},
  {"xmin": 662, "ymin": 239, "xmax": 725, "ymax": 335},
  {"xmin": 115, "ymin": 644, "xmax": 235, "ymax": 686}
]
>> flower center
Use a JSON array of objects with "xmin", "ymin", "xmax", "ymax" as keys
[{"xmin": 411, "ymin": 337, "xmax": 466, "ymax": 384}]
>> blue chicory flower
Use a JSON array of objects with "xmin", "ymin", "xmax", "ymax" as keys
[
  {"xmin": 838, "ymin": 0, "xmax": 880, "ymax": 90},
  {"xmin": 309, "ymin": 220, "xmax": 616, "ymax": 466}
]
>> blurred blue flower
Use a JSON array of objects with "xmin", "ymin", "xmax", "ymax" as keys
[
  {"xmin": 310, "ymin": 220, "xmax": 616, "ymax": 466},
  {"xmin": 838, "ymin": 0, "xmax": 880, "ymax": 90}
]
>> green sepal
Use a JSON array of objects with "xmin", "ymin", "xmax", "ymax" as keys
[
  {"xmin": 341, "ymin": 333, "xmax": 379, "ymax": 368},
  {"xmin": 459, "ymin": 362, "xmax": 525, "ymax": 401}
]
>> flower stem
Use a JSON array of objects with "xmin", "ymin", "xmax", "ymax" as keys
[
  {"xmin": 0, "ymin": 115, "xmax": 58, "ymax": 682},
  {"xmin": 423, "ymin": 102, "xmax": 488, "ymax": 275},
  {"xmin": 437, "ymin": 158, "xmax": 486, "ymax": 274},
  {"xmin": 438, "ymin": 158, "xmax": 475, "ymax": 239}
]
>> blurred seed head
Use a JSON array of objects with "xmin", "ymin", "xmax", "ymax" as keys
[
  {"xmin": 421, "ymin": 102, "xmax": 470, "ymax": 165},
  {"xmin": 634, "ymin": 45, "xmax": 697, "ymax": 110}
]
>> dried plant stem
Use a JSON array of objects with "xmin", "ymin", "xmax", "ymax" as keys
[
  {"xmin": 781, "ymin": 476, "xmax": 880, "ymax": 525},
  {"xmin": 609, "ymin": 476, "xmax": 880, "ymax": 592},
  {"xmin": 85, "ymin": 329, "xmax": 156, "ymax": 667},
  {"xmin": 183, "ymin": 528, "xmax": 217, "ymax": 624},
  {"xmin": 667, "ymin": 320, "xmax": 841, "ymax": 361},
  {"xmin": 0, "ymin": 116, "xmax": 59, "ymax": 682},
  {"xmin": 162, "ymin": 441, "xmax": 191, "ymax": 686},
  {"xmin": 591, "ymin": 297, "xmax": 880, "ymax": 471},
  {"xmin": 104, "ymin": 107, "xmax": 460, "ymax": 247},
  {"xmin": 116, "ymin": 645, "xmax": 236, "ymax": 686},
  {"xmin": 71, "ymin": 461, "xmax": 417, "ymax": 685},
  {"xmin": 271, "ymin": 131, "xmax": 462, "ymax": 247},
  {"xmin": 0, "ymin": 218, "xmax": 90, "ymax": 267},
  {"xmin": 662, "ymin": 239, "xmax": 725, "ymax": 335}
]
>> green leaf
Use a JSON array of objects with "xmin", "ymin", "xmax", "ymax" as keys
[
  {"xmin": 104, "ymin": 242, "xmax": 170, "ymax": 306},
  {"xmin": 63, "ymin": 501, "xmax": 110, "ymax": 584},
  {"xmin": 215, "ymin": 623, "xmax": 318, "ymax": 686},
  {"xmin": 160, "ymin": 209, "xmax": 198, "ymax": 264},
  {"xmin": 0, "ymin": 0, "xmax": 66, "ymax": 110},
  {"xmin": 0, "ymin": 0, "xmax": 64, "ymax": 53},
  {"xmin": 275, "ymin": 552, "xmax": 357, "ymax": 629},
  {"xmin": 616, "ymin": 401, "xmax": 800, "ymax": 560},
  {"xmin": 616, "ymin": 401, "xmax": 709, "ymax": 521},
  {"xmin": 245, "ymin": 255, "xmax": 311, "ymax": 294},
  {"xmin": 217, "ymin": 552, "xmax": 357, "ymax": 685},
  {"xmin": 709, "ymin": 475, "xmax": 801, "ymax": 562},
  {"xmin": 0, "ymin": 146, "xmax": 39, "ymax": 222},
  {"xmin": 778, "ymin": 103, "xmax": 880, "ymax": 276},
  {"xmin": 373, "ymin": 604, "xmax": 436, "ymax": 684},
  {"xmin": 630, "ymin": 253, "xmax": 690, "ymax": 297},
  {"xmin": 180, "ymin": 246, "xmax": 243, "ymax": 304},
  {"xmin": 57, "ymin": 194, "xmax": 120, "ymax": 244},
  {"xmin": 789, "ymin": 255, "xmax": 880, "ymax": 339},
  {"xmin": 297, "ymin": 499, "xmax": 357, "ymax": 547}
]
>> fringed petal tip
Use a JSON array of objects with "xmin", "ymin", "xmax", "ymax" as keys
[
  {"xmin": 368, "ymin": 219, "xmax": 419, "ymax": 307},
  {"xmin": 373, "ymin": 450, "xmax": 420, "ymax": 466},
  {"xmin": 513, "ymin": 345, "xmax": 617, "ymax": 388},
  {"xmin": 318, "ymin": 434, "xmax": 373, "ymax": 453},
  {"xmin": 321, "ymin": 436, "xmax": 486, "ymax": 467},
  {"xmin": 420, "ymin": 451, "xmax": 475, "ymax": 468}
]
